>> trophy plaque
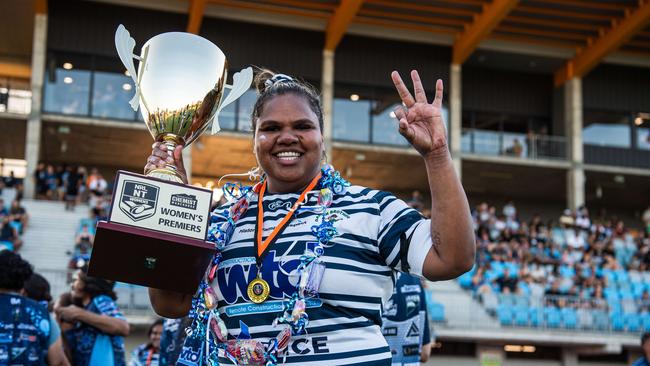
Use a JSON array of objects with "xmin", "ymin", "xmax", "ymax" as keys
[{"xmin": 88, "ymin": 25, "xmax": 253, "ymax": 294}]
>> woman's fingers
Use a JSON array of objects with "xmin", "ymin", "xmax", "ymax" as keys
[
  {"xmin": 410, "ymin": 70, "xmax": 428, "ymax": 104},
  {"xmin": 391, "ymin": 71, "xmax": 416, "ymax": 107},
  {"xmin": 433, "ymin": 78, "xmax": 444, "ymax": 109}
]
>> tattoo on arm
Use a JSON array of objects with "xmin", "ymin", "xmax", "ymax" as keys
[{"xmin": 432, "ymin": 230, "xmax": 441, "ymax": 253}]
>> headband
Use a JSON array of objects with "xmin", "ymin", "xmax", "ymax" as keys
[{"xmin": 264, "ymin": 73, "xmax": 294, "ymax": 91}]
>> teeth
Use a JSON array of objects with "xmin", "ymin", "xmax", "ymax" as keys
[{"xmin": 276, "ymin": 152, "xmax": 301, "ymax": 158}]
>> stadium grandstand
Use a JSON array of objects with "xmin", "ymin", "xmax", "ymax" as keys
[{"xmin": 1, "ymin": 0, "xmax": 649, "ymax": 364}]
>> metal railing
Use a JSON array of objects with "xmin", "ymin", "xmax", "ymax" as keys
[{"xmin": 461, "ymin": 129, "xmax": 567, "ymax": 160}]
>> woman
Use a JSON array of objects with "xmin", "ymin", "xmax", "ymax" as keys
[
  {"xmin": 56, "ymin": 269, "xmax": 129, "ymax": 366},
  {"xmin": 146, "ymin": 70, "xmax": 474, "ymax": 365},
  {"xmin": 128, "ymin": 319, "xmax": 163, "ymax": 366}
]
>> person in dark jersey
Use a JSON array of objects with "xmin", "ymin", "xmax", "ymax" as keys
[
  {"xmin": 158, "ymin": 317, "xmax": 192, "ymax": 366},
  {"xmin": 381, "ymin": 273, "xmax": 432, "ymax": 366},
  {"xmin": 0, "ymin": 251, "xmax": 69, "ymax": 366}
]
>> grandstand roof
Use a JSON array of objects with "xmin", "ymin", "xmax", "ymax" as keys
[{"xmin": 1, "ymin": 0, "xmax": 650, "ymax": 83}]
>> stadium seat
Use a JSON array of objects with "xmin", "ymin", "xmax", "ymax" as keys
[
  {"xmin": 642, "ymin": 272, "xmax": 650, "ymax": 285},
  {"xmin": 610, "ymin": 312, "xmax": 625, "ymax": 331},
  {"xmin": 429, "ymin": 302, "xmax": 445, "ymax": 322},
  {"xmin": 625, "ymin": 314, "xmax": 641, "ymax": 332},
  {"xmin": 642, "ymin": 313, "xmax": 650, "ymax": 332},
  {"xmin": 529, "ymin": 308, "xmax": 540, "ymax": 327},
  {"xmin": 544, "ymin": 307, "xmax": 561, "ymax": 328},
  {"xmin": 615, "ymin": 270, "xmax": 629, "ymax": 285},
  {"xmin": 458, "ymin": 271, "xmax": 473, "ymax": 289},
  {"xmin": 561, "ymin": 308, "xmax": 578, "ymax": 329},
  {"xmin": 592, "ymin": 310, "xmax": 609, "ymax": 330},
  {"xmin": 514, "ymin": 309, "xmax": 528, "ymax": 326},
  {"xmin": 497, "ymin": 305, "xmax": 513, "ymax": 326}
]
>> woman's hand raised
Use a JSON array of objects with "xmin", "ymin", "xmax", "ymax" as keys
[
  {"xmin": 144, "ymin": 142, "xmax": 188, "ymax": 184},
  {"xmin": 391, "ymin": 70, "xmax": 448, "ymax": 159}
]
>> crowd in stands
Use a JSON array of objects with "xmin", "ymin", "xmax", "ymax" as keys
[
  {"xmin": 33, "ymin": 163, "xmax": 109, "ymax": 210},
  {"xmin": 457, "ymin": 200, "xmax": 650, "ymax": 331}
]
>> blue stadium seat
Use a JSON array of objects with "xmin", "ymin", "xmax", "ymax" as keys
[
  {"xmin": 642, "ymin": 313, "xmax": 650, "ymax": 331},
  {"xmin": 458, "ymin": 271, "xmax": 473, "ymax": 289},
  {"xmin": 497, "ymin": 305, "xmax": 513, "ymax": 326},
  {"xmin": 561, "ymin": 308, "xmax": 578, "ymax": 329},
  {"xmin": 544, "ymin": 307, "xmax": 561, "ymax": 328},
  {"xmin": 611, "ymin": 312, "xmax": 625, "ymax": 331},
  {"xmin": 625, "ymin": 314, "xmax": 641, "ymax": 332},
  {"xmin": 592, "ymin": 310, "xmax": 609, "ymax": 330},
  {"xmin": 559, "ymin": 265, "xmax": 576, "ymax": 278},
  {"xmin": 514, "ymin": 309, "xmax": 528, "ymax": 326},
  {"xmin": 429, "ymin": 302, "xmax": 445, "ymax": 322},
  {"xmin": 604, "ymin": 288, "xmax": 618, "ymax": 300},
  {"xmin": 615, "ymin": 270, "xmax": 630, "ymax": 284},
  {"xmin": 529, "ymin": 308, "xmax": 540, "ymax": 327},
  {"xmin": 514, "ymin": 296, "xmax": 529, "ymax": 310},
  {"xmin": 500, "ymin": 294, "xmax": 515, "ymax": 307},
  {"xmin": 633, "ymin": 282, "xmax": 647, "ymax": 298}
]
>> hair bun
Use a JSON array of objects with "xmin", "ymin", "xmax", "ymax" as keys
[{"xmin": 253, "ymin": 69, "xmax": 276, "ymax": 94}]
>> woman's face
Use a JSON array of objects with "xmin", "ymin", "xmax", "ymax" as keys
[
  {"xmin": 150, "ymin": 324, "xmax": 163, "ymax": 350},
  {"xmin": 70, "ymin": 271, "xmax": 85, "ymax": 301},
  {"xmin": 254, "ymin": 93, "xmax": 323, "ymax": 192}
]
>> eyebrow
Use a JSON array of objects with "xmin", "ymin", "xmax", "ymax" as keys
[{"xmin": 258, "ymin": 118, "xmax": 317, "ymax": 127}]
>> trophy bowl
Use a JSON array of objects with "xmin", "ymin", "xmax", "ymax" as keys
[{"xmin": 116, "ymin": 25, "xmax": 252, "ymax": 183}]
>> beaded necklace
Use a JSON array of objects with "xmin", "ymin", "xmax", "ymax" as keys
[{"xmin": 185, "ymin": 165, "xmax": 349, "ymax": 366}]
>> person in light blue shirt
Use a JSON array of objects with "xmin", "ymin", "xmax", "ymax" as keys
[
  {"xmin": 633, "ymin": 333, "xmax": 650, "ymax": 366},
  {"xmin": 129, "ymin": 319, "xmax": 163, "ymax": 366},
  {"xmin": 56, "ymin": 269, "xmax": 129, "ymax": 366}
]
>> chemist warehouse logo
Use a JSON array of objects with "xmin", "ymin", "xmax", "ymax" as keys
[{"xmin": 119, "ymin": 181, "xmax": 159, "ymax": 221}]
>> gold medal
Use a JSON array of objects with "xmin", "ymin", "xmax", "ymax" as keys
[{"xmin": 247, "ymin": 276, "xmax": 270, "ymax": 304}]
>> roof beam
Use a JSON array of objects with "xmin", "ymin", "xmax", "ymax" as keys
[
  {"xmin": 325, "ymin": 0, "xmax": 364, "ymax": 51},
  {"xmin": 187, "ymin": 0, "xmax": 207, "ymax": 34},
  {"xmin": 452, "ymin": 0, "xmax": 519, "ymax": 64},
  {"xmin": 554, "ymin": 0, "xmax": 650, "ymax": 86},
  {"xmin": 0, "ymin": 62, "xmax": 31, "ymax": 80}
]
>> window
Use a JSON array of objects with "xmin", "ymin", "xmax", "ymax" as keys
[
  {"xmin": 371, "ymin": 103, "xmax": 408, "ymax": 146},
  {"xmin": 333, "ymin": 98, "xmax": 370, "ymax": 142},
  {"xmin": 583, "ymin": 110, "xmax": 631, "ymax": 148},
  {"xmin": 44, "ymin": 68, "xmax": 91, "ymax": 115},
  {"xmin": 92, "ymin": 72, "xmax": 136, "ymax": 120},
  {"xmin": 237, "ymin": 89, "xmax": 257, "ymax": 132}
]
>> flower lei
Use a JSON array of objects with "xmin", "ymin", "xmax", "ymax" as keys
[{"xmin": 185, "ymin": 165, "xmax": 350, "ymax": 366}]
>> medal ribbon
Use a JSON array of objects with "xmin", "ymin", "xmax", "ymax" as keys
[{"xmin": 256, "ymin": 174, "xmax": 321, "ymax": 259}]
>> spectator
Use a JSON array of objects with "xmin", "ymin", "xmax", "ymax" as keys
[
  {"xmin": 65, "ymin": 165, "xmax": 82, "ymax": 211},
  {"xmin": 34, "ymin": 162, "xmax": 48, "ymax": 199},
  {"xmin": 56, "ymin": 269, "xmax": 129, "ymax": 366},
  {"xmin": 9, "ymin": 199, "xmax": 28, "ymax": 233},
  {"xmin": 0, "ymin": 198, "xmax": 8, "ymax": 218},
  {"xmin": 496, "ymin": 268, "xmax": 518, "ymax": 293},
  {"xmin": 0, "ymin": 215, "xmax": 22, "ymax": 251},
  {"xmin": 633, "ymin": 332, "xmax": 650, "ymax": 366},
  {"xmin": 129, "ymin": 319, "xmax": 163, "ymax": 366},
  {"xmin": 381, "ymin": 273, "xmax": 432, "ymax": 365},
  {"xmin": 0, "ymin": 251, "xmax": 69, "ymax": 365},
  {"xmin": 45, "ymin": 164, "xmax": 58, "ymax": 200},
  {"xmin": 4, "ymin": 170, "xmax": 18, "ymax": 188},
  {"xmin": 87, "ymin": 168, "xmax": 107, "ymax": 207}
]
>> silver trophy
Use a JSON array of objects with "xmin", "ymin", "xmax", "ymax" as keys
[{"xmin": 116, "ymin": 24, "xmax": 252, "ymax": 182}]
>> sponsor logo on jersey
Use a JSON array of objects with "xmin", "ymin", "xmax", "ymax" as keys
[{"xmin": 406, "ymin": 322, "xmax": 420, "ymax": 338}]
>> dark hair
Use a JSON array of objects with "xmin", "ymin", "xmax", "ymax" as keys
[
  {"xmin": 23, "ymin": 273, "xmax": 52, "ymax": 303},
  {"xmin": 642, "ymin": 332, "xmax": 650, "ymax": 346},
  {"xmin": 251, "ymin": 68, "xmax": 323, "ymax": 133},
  {"xmin": 148, "ymin": 318, "xmax": 164, "ymax": 337},
  {"xmin": 78, "ymin": 268, "xmax": 117, "ymax": 300},
  {"xmin": 0, "ymin": 251, "xmax": 33, "ymax": 290}
]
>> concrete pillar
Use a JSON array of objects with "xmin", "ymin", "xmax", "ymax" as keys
[
  {"xmin": 321, "ymin": 49, "xmax": 334, "ymax": 164},
  {"xmin": 564, "ymin": 77, "xmax": 584, "ymax": 211},
  {"xmin": 562, "ymin": 348, "xmax": 579, "ymax": 366},
  {"xmin": 182, "ymin": 146, "xmax": 192, "ymax": 182},
  {"xmin": 449, "ymin": 63, "xmax": 462, "ymax": 180},
  {"xmin": 23, "ymin": 10, "xmax": 48, "ymax": 199}
]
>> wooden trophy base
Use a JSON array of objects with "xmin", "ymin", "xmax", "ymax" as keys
[{"xmin": 88, "ymin": 221, "xmax": 215, "ymax": 294}]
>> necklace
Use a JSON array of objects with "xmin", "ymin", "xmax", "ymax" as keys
[
  {"xmin": 186, "ymin": 165, "xmax": 350, "ymax": 366},
  {"xmin": 248, "ymin": 174, "xmax": 321, "ymax": 304}
]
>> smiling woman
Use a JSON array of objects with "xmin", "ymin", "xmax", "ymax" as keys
[{"xmin": 145, "ymin": 68, "xmax": 475, "ymax": 366}]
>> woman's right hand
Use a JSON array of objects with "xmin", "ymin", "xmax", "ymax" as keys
[{"xmin": 144, "ymin": 142, "xmax": 188, "ymax": 184}]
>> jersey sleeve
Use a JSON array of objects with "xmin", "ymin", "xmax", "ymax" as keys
[
  {"xmin": 93, "ymin": 295, "xmax": 125, "ymax": 320},
  {"xmin": 373, "ymin": 190, "xmax": 431, "ymax": 277},
  {"xmin": 48, "ymin": 314, "xmax": 60, "ymax": 347}
]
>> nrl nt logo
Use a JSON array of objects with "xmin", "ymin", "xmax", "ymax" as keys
[{"xmin": 119, "ymin": 181, "xmax": 159, "ymax": 221}]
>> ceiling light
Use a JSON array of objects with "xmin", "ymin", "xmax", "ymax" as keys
[
  {"xmin": 122, "ymin": 83, "xmax": 132, "ymax": 91},
  {"xmin": 504, "ymin": 345, "xmax": 522, "ymax": 352},
  {"xmin": 63, "ymin": 77, "xmax": 74, "ymax": 84},
  {"xmin": 350, "ymin": 94, "xmax": 359, "ymax": 101},
  {"xmin": 635, "ymin": 117, "xmax": 643, "ymax": 126},
  {"xmin": 522, "ymin": 346, "xmax": 536, "ymax": 353},
  {"xmin": 62, "ymin": 62, "xmax": 73, "ymax": 70}
]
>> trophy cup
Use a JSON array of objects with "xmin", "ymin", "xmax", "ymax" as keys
[{"xmin": 88, "ymin": 25, "xmax": 253, "ymax": 294}]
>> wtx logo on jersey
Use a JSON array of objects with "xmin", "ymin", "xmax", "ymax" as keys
[
  {"xmin": 170, "ymin": 194, "xmax": 198, "ymax": 210},
  {"xmin": 119, "ymin": 181, "xmax": 159, "ymax": 221}
]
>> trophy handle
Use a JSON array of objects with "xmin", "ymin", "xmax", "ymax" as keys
[
  {"xmin": 211, "ymin": 67, "xmax": 253, "ymax": 134},
  {"xmin": 115, "ymin": 24, "xmax": 144, "ymax": 111}
]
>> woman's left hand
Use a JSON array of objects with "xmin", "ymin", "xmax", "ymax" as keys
[{"xmin": 391, "ymin": 70, "xmax": 448, "ymax": 158}]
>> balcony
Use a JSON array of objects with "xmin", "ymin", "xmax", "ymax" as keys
[{"xmin": 461, "ymin": 129, "xmax": 567, "ymax": 162}]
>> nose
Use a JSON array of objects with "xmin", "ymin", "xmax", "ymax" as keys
[{"xmin": 276, "ymin": 129, "xmax": 299, "ymax": 145}]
